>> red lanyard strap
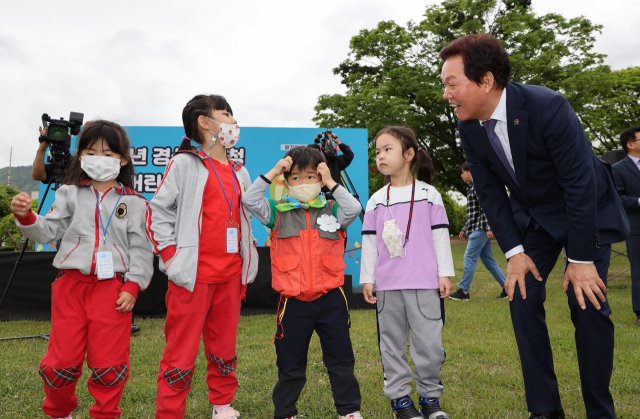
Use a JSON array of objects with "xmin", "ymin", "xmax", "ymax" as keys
[{"xmin": 386, "ymin": 179, "xmax": 415, "ymax": 248}]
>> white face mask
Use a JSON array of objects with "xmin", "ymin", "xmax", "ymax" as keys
[
  {"xmin": 80, "ymin": 155, "xmax": 122, "ymax": 182},
  {"xmin": 287, "ymin": 182, "xmax": 321, "ymax": 203},
  {"xmin": 206, "ymin": 117, "xmax": 240, "ymax": 149}
]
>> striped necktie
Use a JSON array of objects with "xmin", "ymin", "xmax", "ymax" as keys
[{"xmin": 483, "ymin": 119, "xmax": 518, "ymax": 187}]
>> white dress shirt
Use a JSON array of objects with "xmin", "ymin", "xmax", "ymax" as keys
[{"xmin": 478, "ymin": 89, "xmax": 591, "ymax": 264}]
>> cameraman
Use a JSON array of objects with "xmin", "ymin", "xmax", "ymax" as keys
[
  {"xmin": 31, "ymin": 127, "xmax": 71, "ymax": 184},
  {"xmin": 310, "ymin": 133, "xmax": 354, "ymax": 195}
]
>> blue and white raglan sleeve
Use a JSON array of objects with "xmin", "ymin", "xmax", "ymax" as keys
[
  {"xmin": 430, "ymin": 190, "xmax": 455, "ymax": 278},
  {"xmin": 360, "ymin": 195, "xmax": 379, "ymax": 285}
]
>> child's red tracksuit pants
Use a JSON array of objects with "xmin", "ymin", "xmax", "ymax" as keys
[
  {"xmin": 155, "ymin": 276, "xmax": 241, "ymax": 419},
  {"xmin": 39, "ymin": 271, "xmax": 132, "ymax": 419}
]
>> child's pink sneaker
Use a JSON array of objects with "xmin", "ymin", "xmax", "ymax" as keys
[{"xmin": 212, "ymin": 407, "xmax": 240, "ymax": 419}]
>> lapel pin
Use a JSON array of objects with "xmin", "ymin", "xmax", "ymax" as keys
[{"xmin": 514, "ymin": 119, "xmax": 519, "ymax": 126}]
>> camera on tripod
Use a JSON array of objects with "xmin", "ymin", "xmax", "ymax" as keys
[
  {"xmin": 314, "ymin": 127, "xmax": 338, "ymax": 159},
  {"xmin": 39, "ymin": 112, "xmax": 84, "ymax": 187}
]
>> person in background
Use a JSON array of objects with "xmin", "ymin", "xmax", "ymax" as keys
[
  {"xmin": 449, "ymin": 162, "xmax": 507, "ymax": 301},
  {"xmin": 612, "ymin": 127, "xmax": 640, "ymax": 326},
  {"xmin": 309, "ymin": 132, "xmax": 354, "ymax": 196}
]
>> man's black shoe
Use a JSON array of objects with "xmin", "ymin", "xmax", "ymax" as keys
[
  {"xmin": 391, "ymin": 396, "xmax": 422, "ymax": 419},
  {"xmin": 131, "ymin": 324, "xmax": 141, "ymax": 334},
  {"xmin": 529, "ymin": 408, "xmax": 565, "ymax": 419},
  {"xmin": 449, "ymin": 289, "xmax": 470, "ymax": 301},
  {"xmin": 418, "ymin": 396, "xmax": 449, "ymax": 419},
  {"xmin": 497, "ymin": 288, "xmax": 508, "ymax": 299}
]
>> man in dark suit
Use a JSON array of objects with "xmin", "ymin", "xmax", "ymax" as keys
[
  {"xmin": 612, "ymin": 127, "xmax": 640, "ymax": 326},
  {"xmin": 439, "ymin": 34, "xmax": 629, "ymax": 419}
]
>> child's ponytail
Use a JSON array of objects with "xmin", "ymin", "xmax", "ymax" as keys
[
  {"xmin": 375, "ymin": 126, "xmax": 436, "ymax": 185},
  {"xmin": 416, "ymin": 148, "xmax": 435, "ymax": 185},
  {"xmin": 179, "ymin": 94, "xmax": 234, "ymax": 152}
]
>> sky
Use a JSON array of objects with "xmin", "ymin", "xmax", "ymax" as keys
[{"xmin": 1, "ymin": 0, "xmax": 638, "ymax": 168}]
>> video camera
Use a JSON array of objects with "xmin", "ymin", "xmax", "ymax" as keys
[
  {"xmin": 313, "ymin": 127, "xmax": 338, "ymax": 159},
  {"xmin": 40, "ymin": 112, "xmax": 84, "ymax": 145},
  {"xmin": 39, "ymin": 112, "xmax": 84, "ymax": 187}
]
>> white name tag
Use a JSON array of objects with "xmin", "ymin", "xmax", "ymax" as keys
[
  {"xmin": 226, "ymin": 227, "xmax": 239, "ymax": 254},
  {"xmin": 96, "ymin": 251, "xmax": 115, "ymax": 279}
]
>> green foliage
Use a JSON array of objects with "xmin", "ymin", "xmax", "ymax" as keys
[
  {"xmin": 579, "ymin": 67, "xmax": 640, "ymax": 154},
  {"xmin": 314, "ymin": 0, "xmax": 615, "ymax": 193},
  {"xmin": 0, "ymin": 185, "xmax": 35, "ymax": 251},
  {"xmin": 439, "ymin": 188, "xmax": 466, "ymax": 234},
  {"xmin": 0, "ymin": 165, "xmax": 40, "ymax": 193}
]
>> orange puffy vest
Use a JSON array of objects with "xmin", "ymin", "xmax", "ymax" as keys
[{"xmin": 270, "ymin": 202, "xmax": 346, "ymax": 301}]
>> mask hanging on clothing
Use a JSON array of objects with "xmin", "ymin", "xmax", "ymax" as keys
[
  {"xmin": 287, "ymin": 182, "xmax": 321, "ymax": 203},
  {"xmin": 382, "ymin": 207, "xmax": 406, "ymax": 258},
  {"xmin": 80, "ymin": 155, "xmax": 122, "ymax": 182},
  {"xmin": 206, "ymin": 117, "xmax": 240, "ymax": 149}
]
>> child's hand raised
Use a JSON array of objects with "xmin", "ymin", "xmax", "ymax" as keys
[
  {"xmin": 317, "ymin": 162, "xmax": 336, "ymax": 190},
  {"xmin": 116, "ymin": 291, "xmax": 136, "ymax": 313},
  {"xmin": 11, "ymin": 192, "xmax": 32, "ymax": 217},
  {"xmin": 266, "ymin": 157, "xmax": 293, "ymax": 181}
]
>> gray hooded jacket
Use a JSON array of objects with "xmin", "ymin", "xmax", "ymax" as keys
[
  {"xmin": 146, "ymin": 150, "xmax": 259, "ymax": 295},
  {"xmin": 15, "ymin": 183, "xmax": 154, "ymax": 295}
]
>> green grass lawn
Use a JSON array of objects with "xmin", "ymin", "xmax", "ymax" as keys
[{"xmin": 1, "ymin": 241, "xmax": 638, "ymax": 418}]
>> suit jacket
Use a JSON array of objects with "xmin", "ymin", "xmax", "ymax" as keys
[
  {"xmin": 458, "ymin": 82, "xmax": 629, "ymax": 261},
  {"xmin": 612, "ymin": 156, "xmax": 640, "ymax": 235}
]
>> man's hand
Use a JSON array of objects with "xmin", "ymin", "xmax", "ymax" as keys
[
  {"xmin": 563, "ymin": 263, "xmax": 607, "ymax": 310},
  {"xmin": 265, "ymin": 156, "xmax": 293, "ymax": 181},
  {"xmin": 505, "ymin": 252, "xmax": 542, "ymax": 301},
  {"xmin": 116, "ymin": 291, "xmax": 136, "ymax": 313},
  {"xmin": 487, "ymin": 230, "xmax": 494, "ymax": 240},
  {"xmin": 38, "ymin": 127, "xmax": 49, "ymax": 150},
  {"xmin": 332, "ymin": 134, "xmax": 341, "ymax": 145},
  {"xmin": 439, "ymin": 277, "xmax": 452, "ymax": 298},
  {"xmin": 11, "ymin": 192, "xmax": 32, "ymax": 217},
  {"xmin": 459, "ymin": 231, "xmax": 466, "ymax": 240},
  {"xmin": 317, "ymin": 162, "xmax": 336, "ymax": 190},
  {"xmin": 363, "ymin": 283, "xmax": 377, "ymax": 304}
]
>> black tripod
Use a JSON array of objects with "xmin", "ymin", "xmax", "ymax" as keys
[
  {"xmin": 341, "ymin": 169, "xmax": 365, "ymax": 223},
  {"xmin": 0, "ymin": 174, "xmax": 60, "ymax": 342}
]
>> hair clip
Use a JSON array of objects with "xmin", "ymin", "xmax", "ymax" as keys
[{"xmin": 182, "ymin": 136, "xmax": 191, "ymax": 141}]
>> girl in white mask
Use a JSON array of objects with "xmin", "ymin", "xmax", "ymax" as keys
[
  {"xmin": 149, "ymin": 94, "xmax": 258, "ymax": 419},
  {"xmin": 10, "ymin": 120, "xmax": 153, "ymax": 419}
]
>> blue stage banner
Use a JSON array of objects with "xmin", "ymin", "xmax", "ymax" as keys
[{"xmin": 37, "ymin": 127, "xmax": 369, "ymax": 287}]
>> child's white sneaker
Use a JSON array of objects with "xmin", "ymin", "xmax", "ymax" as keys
[
  {"xmin": 340, "ymin": 412, "xmax": 363, "ymax": 419},
  {"xmin": 53, "ymin": 416, "xmax": 72, "ymax": 419},
  {"xmin": 212, "ymin": 407, "xmax": 240, "ymax": 419}
]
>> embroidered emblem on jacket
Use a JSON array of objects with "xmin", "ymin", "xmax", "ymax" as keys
[{"xmin": 115, "ymin": 203, "xmax": 127, "ymax": 219}]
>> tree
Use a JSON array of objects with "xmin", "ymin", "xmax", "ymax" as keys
[
  {"xmin": 579, "ymin": 67, "xmax": 640, "ymax": 154},
  {"xmin": 314, "ymin": 0, "xmax": 611, "ymax": 195},
  {"xmin": 0, "ymin": 185, "xmax": 36, "ymax": 251}
]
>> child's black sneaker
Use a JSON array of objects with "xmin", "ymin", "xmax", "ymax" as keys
[
  {"xmin": 391, "ymin": 396, "xmax": 423, "ymax": 419},
  {"xmin": 419, "ymin": 396, "xmax": 449, "ymax": 419}
]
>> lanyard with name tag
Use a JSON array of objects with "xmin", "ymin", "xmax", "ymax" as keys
[
  {"xmin": 95, "ymin": 186, "xmax": 123, "ymax": 279},
  {"xmin": 203, "ymin": 151, "xmax": 240, "ymax": 254}
]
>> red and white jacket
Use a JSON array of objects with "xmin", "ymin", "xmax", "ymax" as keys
[
  {"xmin": 146, "ymin": 150, "xmax": 258, "ymax": 301},
  {"xmin": 15, "ymin": 183, "xmax": 153, "ymax": 297}
]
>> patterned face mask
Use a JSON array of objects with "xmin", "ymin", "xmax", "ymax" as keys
[
  {"xmin": 80, "ymin": 155, "xmax": 122, "ymax": 182},
  {"xmin": 383, "ymin": 206, "xmax": 406, "ymax": 258},
  {"xmin": 206, "ymin": 117, "xmax": 240, "ymax": 149}
]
